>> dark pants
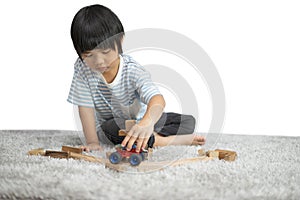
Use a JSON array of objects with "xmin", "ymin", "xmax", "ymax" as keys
[{"xmin": 101, "ymin": 112, "xmax": 195, "ymax": 147}]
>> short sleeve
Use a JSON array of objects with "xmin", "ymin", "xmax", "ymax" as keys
[
  {"xmin": 134, "ymin": 66, "xmax": 161, "ymax": 104},
  {"xmin": 67, "ymin": 60, "xmax": 94, "ymax": 108}
]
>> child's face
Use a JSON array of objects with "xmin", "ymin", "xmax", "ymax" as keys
[{"xmin": 81, "ymin": 47, "xmax": 119, "ymax": 74}]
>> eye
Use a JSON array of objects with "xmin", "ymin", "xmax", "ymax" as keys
[
  {"xmin": 102, "ymin": 49, "xmax": 111, "ymax": 54},
  {"xmin": 82, "ymin": 54, "xmax": 92, "ymax": 60}
]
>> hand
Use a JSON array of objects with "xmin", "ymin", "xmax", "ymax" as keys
[
  {"xmin": 80, "ymin": 142, "xmax": 103, "ymax": 152},
  {"xmin": 121, "ymin": 120, "xmax": 154, "ymax": 152}
]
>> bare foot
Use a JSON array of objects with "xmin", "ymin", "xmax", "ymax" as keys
[
  {"xmin": 191, "ymin": 135, "xmax": 206, "ymax": 145},
  {"xmin": 153, "ymin": 133, "xmax": 206, "ymax": 147}
]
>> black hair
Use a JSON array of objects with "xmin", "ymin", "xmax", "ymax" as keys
[{"xmin": 71, "ymin": 4, "xmax": 124, "ymax": 58}]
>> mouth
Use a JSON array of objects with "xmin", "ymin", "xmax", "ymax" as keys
[{"xmin": 95, "ymin": 67, "xmax": 109, "ymax": 73}]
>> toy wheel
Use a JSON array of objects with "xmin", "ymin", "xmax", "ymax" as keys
[
  {"xmin": 109, "ymin": 152, "xmax": 122, "ymax": 164},
  {"xmin": 140, "ymin": 152, "xmax": 147, "ymax": 161},
  {"xmin": 129, "ymin": 154, "xmax": 142, "ymax": 166}
]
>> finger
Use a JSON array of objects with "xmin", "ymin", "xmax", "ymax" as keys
[
  {"xmin": 135, "ymin": 137, "xmax": 144, "ymax": 152},
  {"xmin": 121, "ymin": 127, "xmax": 135, "ymax": 147},
  {"xmin": 141, "ymin": 137, "xmax": 150, "ymax": 150},
  {"xmin": 126, "ymin": 137, "xmax": 137, "ymax": 151},
  {"xmin": 198, "ymin": 137, "xmax": 206, "ymax": 145},
  {"xmin": 121, "ymin": 135, "xmax": 131, "ymax": 147},
  {"xmin": 135, "ymin": 131, "xmax": 147, "ymax": 152}
]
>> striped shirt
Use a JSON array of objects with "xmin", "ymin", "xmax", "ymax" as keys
[{"xmin": 67, "ymin": 54, "xmax": 161, "ymax": 132}]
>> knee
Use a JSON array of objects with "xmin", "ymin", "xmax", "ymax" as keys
[
  {"xmin": 101, "ymin": 118, "xmax": 125, "ymax": 136},
  {"xmin": 101, "ymin": 118, "xmax": 126, "ymax": 145},
  {"xmin": 182, "ymin": 115, "xmax": 196, "ymax": 133},
  {"xmin": 183, "ymin": 115, "xmax": 195, "ymax": 125}
]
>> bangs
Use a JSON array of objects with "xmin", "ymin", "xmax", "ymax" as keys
[{"xmin": 79, "ymin": 32, "xmax": 124, "ymax": 53}]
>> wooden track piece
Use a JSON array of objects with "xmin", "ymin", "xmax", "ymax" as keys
[
  {"xmin": 27, "ymin": 148, "xmax": 45, "ymax": 156},
  {"xmin": 215, "ymin": 149, "xmax": 237, "ymax": 161},
  {"xmin": 27, "ymin": 146, "xmax": 237, "ymax": 173},
  {"xmin": 45, "ymin": 150, "xmax": 69, "ymax": 159},
  {"xmin": 105, "ymin": 156, "xmax": 214, "ymax": 172},
  {"xmin": 197, "ymin": 149, "xmax": 206, "ymax": 156},
  {"xmin": 62, "ymin": 146, "xmax": 83, "ymax": 154},
  {"xmin": 68, "ymin": 152, "xmax": 105, "ymax": 164},
  {"xmin": 206, "ymin": 150, "xmax": 219, "ymax": 158},
  {"xmin": 105, "ymin": 150, "xmax": 214, "ymax": 172}
]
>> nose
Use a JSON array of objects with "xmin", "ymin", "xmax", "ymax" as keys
[{"xmin": 93, "ymin": 54, "xmax": 105, "ymax": 67}]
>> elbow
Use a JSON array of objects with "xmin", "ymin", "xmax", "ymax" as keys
[
  {"xmin": 161, "ymin": 95, "xmax": 166, "ymax": 108},
  {"xmin": 158, "ymin": 94, "xmax": 166, "ymax": 109},
  {"xmin": 149, "ymin": 94, "xmax": 166, "ymax": 109}
]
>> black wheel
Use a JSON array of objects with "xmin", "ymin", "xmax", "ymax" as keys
[
  {"xmin": 109, "ymin": 152, "xmax": 122, "ymax": 164},
  {"xmin": 129, "ymin": 154, "xmax": 142, "ymax": 166}
]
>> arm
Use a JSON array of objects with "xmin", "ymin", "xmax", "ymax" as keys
[
  {"xmin": 121, "ymin": 94, "xmax": 165, "ymax": 152},
  {"xmin": 139, "ymin": 94, "xmax": 165, "ymax": 128},
  {"xmin": 78, "ymin": 106, "xmax": 102, "ymax": 152}
]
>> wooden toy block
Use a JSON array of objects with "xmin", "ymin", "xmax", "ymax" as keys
[
  {"xmin": 197, "ymin": 149, "xmax": 206, "ymax": 157},
  {"xmin": 125, "ymin": 120, "xmax": 136, "ymax": 132},
  {"xmin": 62, "ymin": 145, "xmax": 83, "ymax": 154},
  {"xmin": 206, "ymin": 150, "xmax": 219, "ymax": 158},
  {"xmin": 28, "ymin": 147, "xmax": 105, "ymax": 163},
  {"xmin": 215, "ymin": 149, "xmax": 237, "ymax": 161},
  {"xmin": 45, "ymin": 150, "xmax": 69, "ymax": 159},
  {"xmin": 118, "ymin": 120, "xmax": 136, "ymax": 136},
  {"xmin": 27, "ymin": 148, "xmax": 45, "ymax": 156},
  {"xmin": 118, "ymin": 129, "xmax": 127, "ymax": 136}
]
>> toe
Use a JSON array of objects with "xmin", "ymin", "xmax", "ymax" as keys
[{"xmin": 197, "ymin": 136, "xmax": 206, "ymax": 145}]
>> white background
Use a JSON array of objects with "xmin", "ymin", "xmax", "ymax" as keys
[{"xmin": 0, "ymin": 0, "xmax": 299, "ymax": 136}]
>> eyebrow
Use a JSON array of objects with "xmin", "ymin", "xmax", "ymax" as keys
[{"xmin": 82, "ymin": 51, "xmax": 92, "ymax": 56}]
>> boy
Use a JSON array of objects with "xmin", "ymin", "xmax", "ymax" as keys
[{"xmin": 68, "ymin": 4, "xmax": 205, "ymax": 153}]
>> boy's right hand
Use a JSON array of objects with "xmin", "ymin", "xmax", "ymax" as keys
[{"xmin": 80, "ymin": 143, "xmax": 103, "ymax": 152}]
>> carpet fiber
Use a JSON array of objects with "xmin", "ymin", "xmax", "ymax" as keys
[{"xmin": 0, "ymin": 130, "xmax": 299, "ymax": 199}]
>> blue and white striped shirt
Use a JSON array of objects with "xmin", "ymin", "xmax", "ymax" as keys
[{"xmin": 67, "ymin": 54, "xmax": 161, "ymax": 132}]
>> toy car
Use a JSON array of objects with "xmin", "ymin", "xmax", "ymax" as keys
[{"xmin": 109, "ymin": 144, "xmax": 148, "ymax": 166}]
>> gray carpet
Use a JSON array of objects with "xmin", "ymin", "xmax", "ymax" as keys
[{"xmin": 0, "ymin": 130, "xmax": 299, "ymax": 200}]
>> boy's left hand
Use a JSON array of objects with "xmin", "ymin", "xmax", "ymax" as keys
[{"xmin": 121, "ymin": 121, "xmax": 154, "ymax": 152}]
